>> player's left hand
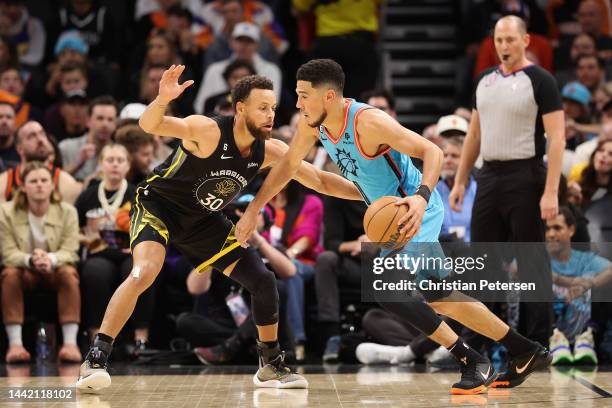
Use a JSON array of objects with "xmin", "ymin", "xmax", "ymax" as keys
[
  {"xmin": 395, "ymin": 195, "xmax": 427, "ymax": 239},
  {"xmin": 540, "ymin": 190, "xmax": 558, "ymax": 221},
  {"xmin": 235, "ymin": 208, "xmax": 258, "ymax": 247}
]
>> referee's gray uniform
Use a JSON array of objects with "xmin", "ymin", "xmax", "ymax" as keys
[{"xmin": 472, "ymin": 64, "xmax": 562, "ymax": 346}]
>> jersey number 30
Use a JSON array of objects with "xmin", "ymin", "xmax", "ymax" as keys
[{"xmin": 202, "ymin": 193, "xmax": 224, "ymax": 211}]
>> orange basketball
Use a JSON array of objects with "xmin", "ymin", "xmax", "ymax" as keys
[{"xmin": 363, "ymin": 196, "xmax": 410, "ymax": 250}]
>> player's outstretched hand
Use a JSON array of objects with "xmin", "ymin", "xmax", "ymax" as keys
[
  {"xmin": 235, "ymin": 208, "xmax": 258, "ymax": 247},
  {"xmin": 395, "ymin": 195, "xmax": 426, "ymax": 240},
  {"xmin": 157, "ymin": 64, "xmax": 194, "ymax": 104}
]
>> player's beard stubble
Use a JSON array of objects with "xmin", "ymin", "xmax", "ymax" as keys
[{"xmin": 246, "ymin": 116, "xmax": 271, "ymax": 140}]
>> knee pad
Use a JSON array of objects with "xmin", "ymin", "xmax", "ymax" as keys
[
  {"xmin": 378, "ymin": 297, "xmax": 442, "ymax": 336},
  {"xmin": 230, "ymin": 249, "xmax": 279, "ymax": 326}
]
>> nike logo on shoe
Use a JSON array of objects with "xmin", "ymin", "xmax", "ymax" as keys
[
  {"xmin": 479, "ymin": 366, "xmax": 491, "ymax": 381},
  {"xmin": 221, "ymin": 154, "xmax": 233, "ymax": 159},
  {"xmin": 516, "ymin": 354, "xmax": 536, "ymax": 374}
]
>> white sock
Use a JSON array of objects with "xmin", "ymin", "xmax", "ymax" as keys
[
  {"xmin": 6, "ymin": 324, "xmax": 22, "ymax": 346},
  {"xmin": 62, "ymin": 323, "xmax": 79, "ymax": 345},
  {"xmin": 400, "ymin": 345, "xmax": 415, "ymax": 362}
]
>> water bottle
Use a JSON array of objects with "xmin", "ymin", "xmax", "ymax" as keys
[{"xmin": 36, "ymin": 322, "xmax": 49, "ymax": 361}]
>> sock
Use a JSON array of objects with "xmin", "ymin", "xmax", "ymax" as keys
[
  {"xmin": 5, "ymin": 324, "xmax": 22, "ymax": 346},
  {"xmin": 92, "ymin": 333, "xmax": 114, "ymax": 357},
  {"xmin": 499, "ymin": 328, "xmax": 537, "ymax": 356},
  {"xmin": 399, "ymin": 345, "xmax": 416, "ymax": 363},
  {"xmin": 62, "ymin": 323, "xmax": 78, "ymax": 346},
  {"xmin": 447, "ymin": 338, "xmax": 483, "ymax": 366},
  {"xmin": 257, "ymin": 339, "xmax": 280, "ymax": 366}
]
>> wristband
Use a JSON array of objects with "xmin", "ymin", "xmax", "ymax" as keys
[{"xmin": 415, "ymin": 185, "xmax": 431, "ymax": 203}]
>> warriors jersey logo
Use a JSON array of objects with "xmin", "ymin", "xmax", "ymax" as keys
[
  {"xmin": 335, "ymin": 148, "xmax": 358, "ymax": 177},
  {"xmin": 193, "ymin": 169, "xmax": 247, "ymax": 211}
]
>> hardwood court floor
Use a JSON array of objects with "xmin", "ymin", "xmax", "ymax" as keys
[{"xmin": 0, "ymin": 364, "xmax": 610, "ymax": 407}]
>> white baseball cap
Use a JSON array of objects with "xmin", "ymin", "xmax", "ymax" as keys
[
  {"xmin": 232, "ymin": 22, "xmax": 260, "ymax": 42},
  {"xmin": 436, "ymin": 115, "xmax": 468, "ymax": 136}
]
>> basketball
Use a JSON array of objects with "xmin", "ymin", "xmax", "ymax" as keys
[{"xmin": 363, "ymin": 196, "xmax": 410, "ymax": 250}]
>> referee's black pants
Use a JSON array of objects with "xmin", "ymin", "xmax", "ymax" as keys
[{"xmin": 471, "ymin": 158, "xmax": 554, "ymax": 347}]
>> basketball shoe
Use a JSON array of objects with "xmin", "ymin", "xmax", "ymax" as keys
[
  {"xmin": 550, "ymin": 328, "xmax": 573, "ymax": 365},
  {"xmin": 490, "ymin": 343, "xmax": 551, "ymax": 388},
  {"xmin": 573, "ymin": 327, "xmax": 598, "ymax": 365},
  {"xmin": 76, "ymin": 346, "xmax": 111, "ymax": 392},
  {"xmin": 451, "ymin": 355, "xmax": 497, "ymax": 395},
  {"xmin": 253, "ymin": 341, "xmax": 308, "ymax": 388}
]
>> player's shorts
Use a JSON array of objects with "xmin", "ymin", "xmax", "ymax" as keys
[
  {"xmin": 380, "ymin": 190, "xmax": 452, "ymax": 300},
  {"xmin": 129, "ymin": 184, "xmax": 246, "ymax": 273}
]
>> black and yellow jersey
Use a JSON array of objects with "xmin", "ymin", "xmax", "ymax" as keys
[{"xmin": 143, "ymin": 115, "xmax": 265, "ymax": 216}]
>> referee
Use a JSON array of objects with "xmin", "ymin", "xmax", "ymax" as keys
[{"xmin": 449, "ymin": 15, "xmax": 566, "ymax": 347}]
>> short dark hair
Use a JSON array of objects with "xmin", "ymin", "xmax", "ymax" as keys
[
  {"xmin": 60, "ymin": 60, "xmax": 87, "ymax": 77},
  {"xmin": 223, "ymin": 59, "xmax": 256, "ymax": 82},
  {"xmin": 231, "ymin": 75, "xmax": 273, "ymax": 109},
  {"xmin": 361, "ymin": 88, "xmax": 396, "ymax": 110},
  {"xmin": 296, "ymin": 59, "xmax": 345, "ymax": 92},
  {"xmin": 0, "ymin": 100, "xmax": 16, "ymax": 113},
  {"xmin": 88, "ymin": 95, "xmax": 117, "ymax": 116},
  {"xmin": 576, "ymin": 53, "xmax": 605, "ymax": 69},
  {"xmin": 115, "ymin": 124, "xmax": 155, "ymax": 153},
  {"xmin": 558, "ymin": 206, "xmax": 576, "ymax": 227}
]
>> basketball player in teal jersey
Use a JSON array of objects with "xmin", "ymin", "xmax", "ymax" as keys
[{"xmin": 236, "ymin": 59, "xmax": 551, "ymax": 395}]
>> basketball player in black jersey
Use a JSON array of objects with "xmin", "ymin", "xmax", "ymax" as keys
[{"xmin": 76, "ymin": 65, "xmax": 362, "ymax": 391}]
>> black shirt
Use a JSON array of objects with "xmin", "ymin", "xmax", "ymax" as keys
[
  {"xmin": 146, "ymin": 115, "xmax": 265, "ymax": 216},
  {"xmin": 74, "ymin": 179, "xmax": 136, "ymax": 227}
]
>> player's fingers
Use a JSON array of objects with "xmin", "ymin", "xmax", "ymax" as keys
[
  {"xmin": 400, "ymin": 212, "xmax": 417, "ymax": 235},
  {"xmin": 181, "ymin": 80, "xmax": 195, "ymax": 91},
  {"xmin": 396, "ymin": 211, "xmax": 411, "ymax": 227}
]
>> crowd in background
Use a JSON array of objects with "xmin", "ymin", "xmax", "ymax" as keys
[{"xmin": 0, "ymin": 0, "xmax": 610, "ymax": 372}]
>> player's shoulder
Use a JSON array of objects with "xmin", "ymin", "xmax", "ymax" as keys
[{"xmin": 522, "ymin": 64, "xmax": 557, "ymax": 85}]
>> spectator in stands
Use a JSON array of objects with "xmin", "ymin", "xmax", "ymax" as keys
[
  {"xmin": 437, "ymin": 136, "xmax": 476, "ymax": 242},
  {"xmin": 569, "ymin": 100, "xmax": 612, "ymax": 167},
  {"xmin": 199, "ymin": 0, "xmax": 284, "ymax": 67},
  {"xmin": 51, "ymin": 0, "xmax": 121, "ymax": 65},
  {"xmin": 269, "ymin": 180, "xmax": 323, "ymax": 362},
  {"xmin": 59, "ymin": 95, "xmax": 117, "ymax": 181},
  {"xmin": 0, "ymin": 120, "xmax": 82, "ymax": 204},
  {"xmin": 0, "ymin": 0, "xmax": 45, "ymax": 67},
  {"xmin": 115, "ymin": 124, "xmax": 156, "ymax": 185},
  {"xmin": 135, "ymin": 0, "xmax": 183, "ymax": 45},
  {"xmin": 361, "ymin": 88, "xmax": 397, "ymax": 119},
  {"xmin": 293, "ymin": 0, "xmax": 380, "ymax": 98},
  {"xmin": 0, "ymin": 161, "xmax": 81, "ymax": 363},
  {"xmin": 562, "ymin": 82, "xmax": 593, "ymax": 152},
  {"xmin": 45, "ymin": 30, "xmax": 113, "ymax": 102},
  {"xmin": 0, "ymin": 66, "xmax": 38, "ymax": 127},
  {"xmin": 164, "ymin": 5, "xmax": 206, "ymax": 78},
  {"xmin": 555, "ymin": 33, "xmax": 597, "ymax": 86},
  {"xmin": 547, "ymin": 206, "xmax": 612, "ymax": 365},
  {"xmin": 193, "ymin": 22, "xmax": 281, "ymax": 114},
  {"xmin": 577, "ymin": 0, "xmax": 612, "ymax": 59},
  {"xmin": 202, "ymin": 59, "xmax": 255, "ymax": 115},
  {"xmin": 45, "ymin": 89, "xmax": 89, "ymax": 142},
  {"xmin": 315, "ymin": 193, "xmax": 367, "ymax": 362},
  {"xmin": 0, "ymin": 101, "xmax": 18, "ymax": 168},
  {"xmin": 76, "ymin": 143, "xmax": 154, "ymax": 352},
  {"xmin": 138, "ymin": 65, "xmax": 166, "ymax": 107},
  {"xmin": 575, "ymin": 139, "xmax": 612, "ymax": 208},
  {"xmin": 593, "ymin": 81, "xmax": 612, "ymax": 120},
  {"xmin": 576, "ymin": 54, "xmax": 607, "ymax": 94}
]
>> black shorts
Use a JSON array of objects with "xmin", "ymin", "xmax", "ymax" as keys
[{"xmin": 129, "ymin": 185, "xmax": 246, "ymax": 272}]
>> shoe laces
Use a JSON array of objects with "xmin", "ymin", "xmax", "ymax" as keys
[
  {"xmin": 87, "ymin": 346, "xmax": 107, "ymax": 369},
  {"xmin": 459, "ymin": 358, "xmax": 477, "ymax": 382},
  {"xmin": 269, "ymin": 351, "xmax": 291, "ymax": 375}
]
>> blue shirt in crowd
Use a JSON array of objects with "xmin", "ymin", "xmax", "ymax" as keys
[{"xmin": 436, "ymin": 176, "xmax": 477, "ymax": 242}]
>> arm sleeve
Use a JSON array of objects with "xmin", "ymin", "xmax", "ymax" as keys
[{"xmin": 533, "ymin": 68, "xmax": 563, "ymax": 114}]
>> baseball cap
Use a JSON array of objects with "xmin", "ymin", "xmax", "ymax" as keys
[
  {"xmin": 62, "ymin": 89, "xmax": 88, "ymax": 103},
  {"xmin": 232, "ymin": 22, "xmax": 260, "ymax": 42},
  {"xmin": 436, "ymin": 115, "xmax": 468, "ymax": 136},
  {"xmin": 562, "ymin": 82, "xmax": 591, "ymax": 108},
  {"xmin": 55, "ymin": 30, "xmax": 89, "ymax": 56},
  {"xmin": 120, "ymin": 103, "xmax": 147, "ymax": 120}
]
